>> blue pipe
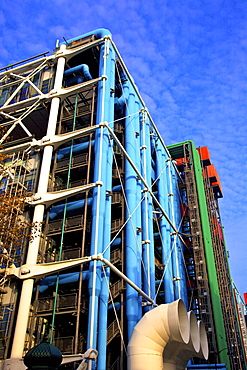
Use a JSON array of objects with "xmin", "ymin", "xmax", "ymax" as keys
[
  {"xmin": 112, "ymin": 185, "xmax": 122, "ymax": 192},
  {"xmin": 111, "ymin": 238, "xmax": 121, "ymax": 246},
  {"xmin": 60, "ymin": 29, "xmax": 112, "ymax": 46},
  {"xmin": 171, "ymin": 165, "xmax": 188, "ymax": 307},
  {"xmin": 49, "ymin": 185, "xmax": 121, "ymax": 219},
  {"xmin": 134, "ymin": 96, "xmax": 142, "ymax": 321},
  {"xmin": 114, "ymin": 69, "xmax": 129, "ymax": 115},
  {"xmin": 154, "ymin": 137, "xmax": 174, "ymax": 303},
  {"xmin": 87, "ymin": 40, "xmax": 107, "ymax": 355},
  {"xmin": 145, "ymin": 116, "xmax": 155, "ymax": 302},
  {"xmin": 56, "ymin": 141, "xmax": 94, "ymax": 160},
  {"xmin": 124, "ymin": 88, "xmax": 142, "ymax": 341},
  {"xmin": 39, "ymin": 271, "xmax": 89, "ymax": 293},
  {"xmin": 108, "ymin": 302, "xmax": 121, "ymax": 311},
  {"xmin": 97, "ymin": 40, "xmax": 115, "ymax": 370},
  {"xmin": 64, "ymin": 64, "xmax": 92, "ymax": 81},
  {"xmin": 140, "ymin": 110, "xmax": 155, "ymax": 308},
  {"xmin": 49, "ymin": 198, "xmax": 93, "ymax": 219}
]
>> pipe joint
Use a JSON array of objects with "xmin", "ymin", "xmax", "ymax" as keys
[
  {"xmin": 142, "ymin": 240, "xmax": 151, "ymax": 245},
  {"xmin": 173, "ymin": 276, "xmax": 181, "ymax": 281},
  {"xmin": 91, "ymin": 254, "xmax": 99, "ymax": 261},
  {"xmin": 103, "ymin": 35, "xmax": 112, "ymax": 41},
  {"xmin": 170, "ymin": 232, "xmax": 178, "ymax": 236}
]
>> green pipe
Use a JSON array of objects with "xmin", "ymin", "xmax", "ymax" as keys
[{"xmin": 167, "ymin": 141, "xmax": 230, "ymax": 369}]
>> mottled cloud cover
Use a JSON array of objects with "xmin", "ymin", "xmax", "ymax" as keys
[{"xmin": 1, "ymin": 0, "xmax": 246, "ymax": 294}]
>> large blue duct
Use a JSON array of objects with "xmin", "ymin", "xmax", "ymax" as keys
[
  {"xmin": 97, "ymin": 40, "xmax": 116, "ymax": 370},
  {"xmin": 139, "ymin": 110, "xmax": 155, "ymax": 306},
  {"xmin": 153, "ymin": 136, "xmax": 174, "ymax": 303},
  {"xmin": 39, "ymin": 271, "xmax": 89, "ymax": 293},
  {"xmin": 87, "ymin": 33, "xmax": 115, "ymax": 370},
  {"xmin": 49, "ymin": 198, "xmax": 93, "ymax": 219},
  {"xmin": 124, "ymin": 88, "xmax": 142, "ymax": 341},
  {"xmin": 49, "ymin": 185, "xmax": 122, "ymax": 220},
  {"xmin": 171, "ymin": 164, "xmax": 188, "ymax": 308},
  {"xmin": 60, "ymin": 29, "xmax": 112, "ymax": 46}
]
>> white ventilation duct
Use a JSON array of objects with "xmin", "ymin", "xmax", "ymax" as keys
[
  {"xmin": 127, "ymin": 299, "xmax": 208, "ymax": 370},
  {"xmin": 197, "ymin": 320, "xmax": 209, "ymax": 361},
  {"xmin": 163, "ymin": 311, "xmax": 208, "ymax": 369}
]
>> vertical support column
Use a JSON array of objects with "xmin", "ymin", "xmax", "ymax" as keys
[
  {"xmin": 124, "ymin": 89, "xmax": 142, "ymax": 341},
  {"xmin": 171, "ymin": 162, "xmax": 188, "ymax": 307},
  {"xmin": 155, "ymin": 138, "xmax": 174, "ymax": 303},
  {"xmin": 140, "ymin": 109, "xmax": 155, "ymax": 304},
  {"xmin": 10, "ymin": 45, "xmax": 66, "ymax": 359},
  {"xmin": 133, "ymin": 98, "xmax": 142, "ymax": 321},
  {"xmin": 167, "ymin": 159, "xmax": 181, "ymax": 299},
  {"xmin": 97, "ymin": 40, "xmax": 115, "ymax": 370},
  {"xmin": 87, "ymin": 37, "xmax": 114, "ymax": 370}
]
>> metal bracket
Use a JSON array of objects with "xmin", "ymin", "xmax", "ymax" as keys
[
  {"xmin": 47, "ymin": 77, "xmax": 102, "ymax": 101},
  {"xmin": 26, "ymin": 182, "xmax": 99, "ymax": 207},
  {"xmin": 62, "ymin": 348, "xmax": 98, "ymax": 366},
  {"xmin": 40, "ymin": 125, "xmax": 98, "ymax": 150},
  {"xmin": 1, "ymin": 254, "xmax": 157, "ymax": 307},
  {"xmin": 1, "ymin": 256, "xmax": 92, "ymax": 280}
]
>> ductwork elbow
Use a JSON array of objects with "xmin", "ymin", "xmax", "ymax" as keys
[
  {"xmin": 127, "ymin": 301, "xmax": 209, "ymax": 370},
  {"xmin": 163, "ymin": 311, "xmax": 208, "ymax": 369},
  {"xmin": 127, "ymin": 299, "xmax": 190, "ymax": 370}
]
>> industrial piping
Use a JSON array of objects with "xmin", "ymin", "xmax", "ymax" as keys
[
  {"xmin": 97, "ymin": 39, "xmax": 116, "ymax": 370},
  {"xmin": 127, "ymin": 299, "xmax": 208, "ymax": 370},
  {"xmin": 153, "ymin": 136, "xmax": 174, "ymax": 303}
]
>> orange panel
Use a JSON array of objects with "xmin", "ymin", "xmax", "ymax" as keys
[
  {"xmin": 206, "ymin": 164, "xmax": 217, "ymax": 180},
  {"xmin": 197, "ymin": 146, "xmax": 211, "ymax": 162},
  {"xmin": 175, "ymin": 158, "xmax": 188, "ymax": 166},
  {"xmin": 205, "ymin": 165, "xmax": 223, "ymax": 197}
]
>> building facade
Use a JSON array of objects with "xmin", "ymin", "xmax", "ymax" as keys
[{"xmin": 0, "ymin": 29, "xmax": 246, "ymax": 370}]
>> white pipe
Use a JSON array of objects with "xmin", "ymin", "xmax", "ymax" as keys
[
  {"xmin": 127, "ymin": 299, "xmax": 189, "ymax": 370},
  {"xmin": 127, "ymin": 300, "xmax": 209, "ymax": 370},
  {"xmin": 10, "ymin": 44, "xmax": 66, "ymax": 359}
]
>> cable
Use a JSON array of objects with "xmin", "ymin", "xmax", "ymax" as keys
[{"xmin": 102, "ymin": 265, "xmax": 127, "ymax": 356}]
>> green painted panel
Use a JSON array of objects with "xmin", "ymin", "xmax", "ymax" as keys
[{"xmin": 168, "ymin": 141, "xmax": 230, "ymax": 369}]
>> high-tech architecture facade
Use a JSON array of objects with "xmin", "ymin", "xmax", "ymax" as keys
[{"xmin": 0, "ymin": 29, "xmax": 246, "ymax": 370}]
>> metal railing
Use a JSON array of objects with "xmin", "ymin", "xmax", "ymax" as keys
[
  {"xmin": 47, "ymin": 215, "xmax": 84, "ymax": 234},
  {"xmin": 37, "ymin": 293, "xmax": 78, "ymax": 312}
]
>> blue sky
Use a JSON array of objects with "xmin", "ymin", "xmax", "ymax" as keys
[{"xmin": 0, "ymin": 0, "xmax": 246, "ymax": 295}]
